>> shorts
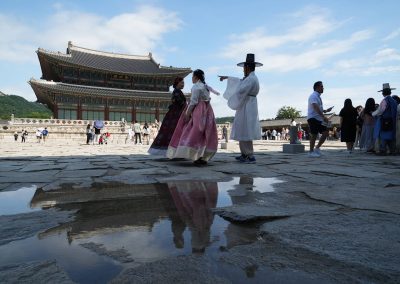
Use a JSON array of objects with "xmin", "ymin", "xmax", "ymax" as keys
[{"xmin": 307, "ymin": 118, "xmax": 327, "ymax": 135}]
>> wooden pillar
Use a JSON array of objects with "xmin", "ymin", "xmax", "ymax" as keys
[
  {"xmin": 155, "ymin": 100, "xmax": 160, "ymax": 121},
  {"xmin": 53, "ymin": 102, "xmax": 59, "ymax": 119},
  {"xmin": 131, "ymin": 101, "xmax": 136, "ymax": 122},
  {"xmin": 77, "ymin": 98, "xmax": 82, "ymax": 120},
  {"xmin": 104, "ymin": 99, "xmax": 109, "ymax": 121}
]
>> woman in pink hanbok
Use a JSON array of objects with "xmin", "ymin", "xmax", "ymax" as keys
[{"xmin": 166, "ymin": 69, "xmax": 218, "ymax": 165}]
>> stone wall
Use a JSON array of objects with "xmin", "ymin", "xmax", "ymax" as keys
[{"xmin": 0, "ymin": 118, "xmax": 128, "ymax": 144}]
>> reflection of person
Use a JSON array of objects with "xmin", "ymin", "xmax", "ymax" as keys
[
  {"xmin": 167, "ymin": 69, "xmax": 218, "ymax": 165},
  {"xmin": 220, "ymin": 53, "xmax": 262, "ymax": 163},
  {"xmin": 307, "ymin": 81, "xmax": 333, "ymax": 157},
  {"xmin": 168, "ymin": 182, "xmax": 218, "ymax": 253},
  {"xmin": 372, "ymin": 83, "xmax": 397, "ymax": 155},
  {"xmin": 148, "ymin": 77, "xmax": 187, "ymax": 155}
]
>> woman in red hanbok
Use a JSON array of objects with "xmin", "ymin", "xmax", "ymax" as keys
[{"xmin": 167, "ymin": 69, "xmax": 218, "ymax": 165}]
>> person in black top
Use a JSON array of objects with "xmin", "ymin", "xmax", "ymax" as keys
[{"xmin": 339, "ymin": 98, "xmax": 358, "ymax": 153}]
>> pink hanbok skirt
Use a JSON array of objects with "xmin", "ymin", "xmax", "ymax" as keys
[{"xmin": 167, "ymin": 101, "xmax": 218, "ymax": 161}]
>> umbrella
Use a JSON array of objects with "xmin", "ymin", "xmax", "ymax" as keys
[{"xmin": 94, "ymin": 120, "xmax": 104, "ymax": 129}]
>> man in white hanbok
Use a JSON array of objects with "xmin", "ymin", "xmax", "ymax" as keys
[{"xmin": 220, "ymin": 54, "xmax": 262, "ymax": 163}]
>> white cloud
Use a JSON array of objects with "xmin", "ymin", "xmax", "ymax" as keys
[
  {"xmin": 0, "ymin": 5, "xmax": 182, "ymax": 63},
  {"xmin": 0, "ymin": 15, "xmax": 37, "ymax": 62},
  {"xmin": 220, "ymin": 5, "xmax": 371, "ymax": 73},
  {"xmin": 383, "ymin": 27, "xmax": 400, "ymax": 41},
  {"xmin": 327, "ymin": 47, "xmax": 400, "ymax": 76}
]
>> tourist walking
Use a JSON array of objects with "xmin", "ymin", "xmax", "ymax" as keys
[
  {"xmin": 35, "ymin": 128, "xmax": 42, "ymax": 143},
  {"xmin": 21, "ymin": 130, "xmax": 27, "ymax": 143},
  {"xmin": 219, "ymin": 54, "xmax": 262, "ymax": 163},
  {"xmin": 359, "ymin": 98, "xmax": 376, "ymax": 152},
  {"xmin": 167, "ymin": 69, "xmax": 218, "ymax": 165},
  {"xmin": 133, "ymin": 121, "xmax": 142, "ymax": 145},
  {"xmin": 373, "ymin": 83, "xmax": 397, "ymax": 155},
  {"xmin": 86, "ymin": 123, "xmax": 91, "ymax": 145},
  {"xmin": 339, "ymin": 99, "xmax": 358, "ymax": 153},
  {"xmin": 142, "ymin": 122, "xmax": 150, "ymax": 145},
  {"xmin": 42, "ymin": 127, "xmax": 49, "ymax": 142},
  {"xmin": 13, "ymin": 131, "xmax": 18, "ymax": 141},
  {"xmin": 125, "ymin": 127, "xmax": 133, "ymax": 144},
  {"xmin": 354, "ymin": 105, "xmax": 363, "ymax": 148},
  {"xmin": 307, "ymin": 81, "xmax": 333, "ymax": 157}
]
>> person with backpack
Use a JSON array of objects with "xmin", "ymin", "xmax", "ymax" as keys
[{"xmin": 372, "ymin": 83, "xmax": 397, "ymax": 155}]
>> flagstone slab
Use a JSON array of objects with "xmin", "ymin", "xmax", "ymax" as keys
[
  {"xmin": 260, "ymin": 210, "xmax": 400, "ymax": 280},
  {"xmin": 0, "ymin": 260, "xmax": 74, "ymax": 284},
  {"xmin": 214, "ymin": 192, "xmax": 340, "ymax": 222},
  {"xmin": 55, "ymin": 169, "xmax": 108, "ymax": 178},
  {"xmin": 0, "ymin": 170, "xmax": 60, "ymax": 183}
]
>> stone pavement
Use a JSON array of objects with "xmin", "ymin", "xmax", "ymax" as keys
[{"xmin": 0, "ymin": 139, "xmax": 399, "ymax": 283}]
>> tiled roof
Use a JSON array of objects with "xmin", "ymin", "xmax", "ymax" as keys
[
  {"xmin": 29, "ymin": 78, "xmax": 173, "ymax": 99},
  {"xmin": 37, "ymin": 42, "xmax": 192, "ymax": 76}
]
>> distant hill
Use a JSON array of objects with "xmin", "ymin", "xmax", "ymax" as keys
[
  {"xmin": 0, "ymin": 93, "xmax": 52, "ymax": 119},
  {"xmin": 215, "ymin": 116, "xmax": 234, "ymax": 124}
]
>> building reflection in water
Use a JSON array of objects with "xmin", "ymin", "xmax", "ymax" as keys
[{"xmin": 30, "ymin": 181, "xmax": 220, "ymax": 254}]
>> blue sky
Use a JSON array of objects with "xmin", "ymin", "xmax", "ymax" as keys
[{"xmin": 1, "ymin": 0, "xmax": 399, "ymax": 119}]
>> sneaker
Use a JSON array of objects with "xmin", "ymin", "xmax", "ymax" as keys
[
  {"xmin": 314, "ymin": 148, "xmax": 321, "ymax": 155},
  {"xmin": 247, "ymin": 156, "xmax": 256, "ymax": 164},
  {"xmin": 308, "ymin": 151, "xmax": 321, "ymax": 158},
  {"xmin": 238, "ymin": 156, "xmax": 257, "ymax": 164},
  {"xmin": 235, "ymin": 154, "xmax": 245, "ymax": 160}
]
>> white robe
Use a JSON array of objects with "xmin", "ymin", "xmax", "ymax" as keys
[{"xmin": 223, "ymin": 72, "xmax": 261, "ymax": 141}]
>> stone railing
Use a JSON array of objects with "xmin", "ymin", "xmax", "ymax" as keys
[{"xmin": 0, "ymin": 118, "xmax": 128, "ymax": 143}]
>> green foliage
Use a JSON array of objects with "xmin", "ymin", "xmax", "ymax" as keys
[
  {"xmin": 275, "ymin": 106, "xmax": 301, "ymax": 120},
  {"xmin": 215, "ymin": 116, "xmax": 234, "ymax": 124},
  {"xmin": 0, "ymin": 94, "xmax": 52, "ymax": 119}
]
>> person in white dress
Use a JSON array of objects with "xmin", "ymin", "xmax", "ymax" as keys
[{"xmin": 219, "ymin": 53, "xmax": 262, "ymax": 163}]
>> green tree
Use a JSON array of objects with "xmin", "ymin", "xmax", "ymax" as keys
[{"xmin": 275, "ymin": 106, "xmax": 301, "ymax": 120}]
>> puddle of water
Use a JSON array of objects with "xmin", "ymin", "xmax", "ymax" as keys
[
  {"xmin": 0, "ymin": 186, "xmax": 39, "ymax": 215},
  {"xmin": 0, "ymin": 177, "xmax": 283, "ymax": 283}
]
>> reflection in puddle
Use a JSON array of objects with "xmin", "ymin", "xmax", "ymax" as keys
[
  {"xmin": 0, "ymin": 186, "xmax": 39, "ymax": 215},
  {"xmin": 0, "ymin": 177, "xmax": 282, "ymax": 283}
]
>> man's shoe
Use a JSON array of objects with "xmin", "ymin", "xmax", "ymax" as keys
[
  {"xmin": 308, "ymin": 151, "xmax": 321, "ymax": 158},
  {"xmin": 314, "ymin": 148, "xmax": 322, "ymax": 155},
  {"xmin": 235, "ymin": 154, "xmax": 245, "ymax": 160},
  {"xmin": 246, "ymin": 156, "xmax": 256, "ymax": 164}
]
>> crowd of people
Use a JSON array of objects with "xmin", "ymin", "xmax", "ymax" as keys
[
  {"xmin": 307, "ymin": 81, "xmax": 399, "ymax": 157},
  {"xmin": 13, "ymin": 128, "xmax": 48, "ymax": 143}
]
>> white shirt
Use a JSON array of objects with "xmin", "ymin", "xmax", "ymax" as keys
[
  {"xmin": 189, "ymin": 81, "xmax": 210, "ymax": 107},
  {"xmin": 307, "ymin": 91, "xmax": 323, "ymax": 121}
]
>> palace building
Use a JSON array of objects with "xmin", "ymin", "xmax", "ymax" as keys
[{"xmin": 29, "ymin": 41, "xmax": 192, "ymax": 122}]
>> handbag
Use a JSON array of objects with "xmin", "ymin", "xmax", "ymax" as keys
[{"xmin": 381, "ymin": 117, "xmax": 393, "ymax": 131}]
